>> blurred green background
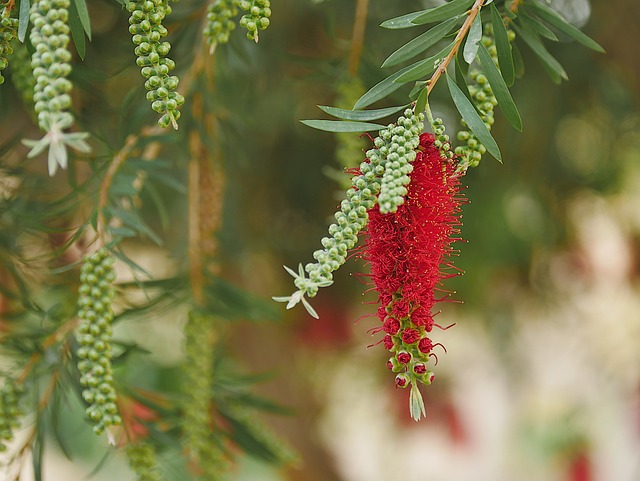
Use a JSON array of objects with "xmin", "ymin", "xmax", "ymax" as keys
[{"xmin": 1, "ymin": 0, "xmax": 639, "ymax": 480}]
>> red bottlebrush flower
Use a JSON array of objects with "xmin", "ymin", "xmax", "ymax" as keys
[
  {"xmin": 418, "ymin": 337, "xmax": 433, "ymax": 354},
  {"xmin": 397, "ymin": 352, "xmax": 411, "ymax": 364},
  {"xmin": 413, "ymin": 364, "xmax": 427, "ymax": 375},
  {"xmin": 382, "ymin": 317, "xmax": 400, "ymax": 335},
  {"xmin": 362, "ymin": 132, "xmax": 463, "ymax": 417},
  {"xmin": 401, "ymin": 328, "xmax": 421, "ymax": 345},
  {"xmin": 382, "ymin": 334, "xmax": 394, "ymax": 350}
]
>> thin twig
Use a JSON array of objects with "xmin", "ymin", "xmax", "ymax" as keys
[
  {"xmin": 348, "ymin": 0, "xmax": 370, "ymax": 76},
  {"xmin": 427, "ymin": 0, "xmax": 487, "ymax": 96}
]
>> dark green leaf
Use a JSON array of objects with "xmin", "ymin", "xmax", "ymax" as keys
[
  {"xmin": 490, "ymin": 2, "xmax": 515, "ymax": 86},
  {"xmin": 513, "ymin": 23, "xmax": 568, "ymax": 83},
  {"xmin": 512, "ymin": 42, "xmax": 525, "ymax": 78},
  {"xmin": 354, "ymin": 59, "xmax": 426, "ymax": 109},
  {"xmin": 446, "ymin": 73, "xmax": 502, "ymax": 161},
  {"xmin": 317, "ymin": 104, "xmax": 408, "ymax": 121},
  {"xmin": 412, "ymin": 0, "xmax": 476, "ymax": 25},
  {"xmin": 463, "ymin": 13, "xmax": 482, "ymax": 63},
  {"xmin": 382, "ymin": 16, "xmax": 460, "ymax": 68},
  {"xmin": 527, "ymin": 0, "xmax": 605, "ymax": 52},
  {"xmin": 380, "ymin": 10, "xmax": 430, "ymax": 29},
  {"xmin": 454, "ymin": 57, "xmax": 475, "ymax": 107},
  {"xmin": 68, "ymin": 0, "xmax": 87, "ymax": 60},
  {"xmin": 300, "ymin": 120, "xmax": 384, "ymax": 133},
  {"xmin": 110, "ymin": 226, "xmax": 138, "ymax": 239},
  {"xmin": 414, "ymin": 87, "xmax": 428, "ymax": 114},
  {"xmin": 18, "ymin": 0, "xmax": 30, "ymax": 42},
  {"xmin": 408, "ymin": 81, "xmax": 428, "ymax": 101},
  {"xmin": 71, "ymin": 0, "xmax": 92, "ymax": 39},
  {"xmin": 477, "ymin": 44, "xmax": 522, "ymax": 131},
  {"xmin": 521, "ymin": 12, "xmax": 558, "ymax": 41},
  {"xmin": 393, "ymin": 43, "xmax": 454, "ymax": 83}
]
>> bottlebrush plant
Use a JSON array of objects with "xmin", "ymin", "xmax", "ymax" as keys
[
  {"xmin": 0, "ymin": 0, "xmax": 603, "ymax": 479},
  {"xmin": 274, "ymin": 0, "xmax": 603, "ymax": 420}
]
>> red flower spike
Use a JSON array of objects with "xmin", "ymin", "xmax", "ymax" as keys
[
  {"xmin": 361, "ymin": 133, "xmax": 464, "ymax": 418},
  {"xmin": 383, "ymin": 317, "xmax": 400, "ymax": 335},
  {"xmin": 397, "ymin": 352, "xmax": 411, "ymax": 364}
]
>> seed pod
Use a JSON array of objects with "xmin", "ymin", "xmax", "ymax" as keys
[
  {"xmin": 0, "ymin": 377, "xmax": 25, "ymax": 452},
  {"xmin": 75, "ymin": 248, "xmax": 121, "ymax": 436},
  {"xmin": 0, "ymin": 5, "xmax": 19, "ymax": 85},
  {"xmin": 237, "ymin": 0, "xmax": 270, "ymax": 43},
  {"xmin": 181, "ymin": 310, "xmax": 226, "ymax": 479},
  {"xmin": 203, "ymin": 0, "xmax": 238, "ymax": 54},
  {"xmin": 126, "ymin": 442, "xmax": 164, "ymax": 481},
  {"xmin": 126, "ymin": 0, "xmax": 183, "ymax": 129}
]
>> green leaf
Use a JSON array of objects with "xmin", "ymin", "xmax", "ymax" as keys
[
  {"xmin": 317, "ymin": 104, "xmax": 409, "ymax": 121},
  {"xmin": 412, "ymin": 0, "xmax": 476, "ymax": 26},
  {"xmin": 521, "ymin": 12, "xmax": 558, "ymax": 41},
  {"xmin": 454, "ymin": 57, "xmax": 475, "ymax": 107},
  {"xmin": 463, "ymin": 13, "xmax": 482, "ymax": 64},
  {"xmin": 393, "ymin": 43, "xmax": 454, "ymax": 83},
  {"xmin": 513, "ymin": 24, "xmax": 568, "ymax": 83},
  {"xmin": 71, "ymin": 0, "xmax": 92, "ymax": 39},
  {"xmin": 490, "ymin": 2, "xmax": 515, "ymax": 86},
  {"xmin": 446, "ymin": 73, "xmax": 502, "ymax": 161},
  {"xmin": 381, "ymin": 10, "xmax": 428, "ymax": 29},
  {"xmin": 18, "ymin": 0, "xmax": 30, "ymax": 42},
  {"xmin": 382, "ymin": 16, "xmax": 460, "ymax": 68},
  {"xmin": 68, "ymin": 0, "xmax": 87, "ymax": 60},
  {"xmin": 409, "ymin": 382, "xmax": 426, "ymax": 421},
  {"xmin": 300, "ymin": 120, "xmax": 385, "ymax": 133},
  {"xmin": 354, "ymin": 59, "xmax": 426, "ymax": 109},
  {"xmin": 414, "ymin": 87, "xmax": 428, "ymax": 115},
  {"xmin": 477, "ymin": 44, "xmax": 522, "ymax": 131},
  {"xmin": 527, "ymin": 0, "xmax": 605, "ymax": 52},
  {"xmin": 512, "ymin": 42, "xmax": 525, "ymax": 78}
]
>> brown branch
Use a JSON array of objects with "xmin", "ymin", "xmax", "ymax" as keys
[
  {"xmin": 348, "ymin": 0, "xmax": 370, "ymax": 76},
  {"xmin": 427, "ymin": 0, "xmax": 487, "ymax": 96}
]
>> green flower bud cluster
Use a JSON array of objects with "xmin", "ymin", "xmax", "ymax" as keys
[
  {"xmin": 181, "ymin": 310, "xmax": 225, "ymax": 479},
  {"xmin": 75, "ymin": 248, "xmax": 121, "ymax": 435},
  {"xmin": 275, "ymin": 110, "xmax": 425, "ymax": 318},
  {"xmin": 9, "ymin": 39, "xmax": 36, "ymax": 108},
  {"xmin": 126, "ymin": 0, "xmax": 184, "ymax": 129},
  {"xmin": 0, "ymin": 6, "xmax": 19, "ymax": 85},
  {"xmin": 203, "ymin": 0, "xmax": 238, "ymax": 53},
  {"xmin": 376, "ymin": 109, "xmax": 423, "ymax": 214},
  {"xmin": 29, "ymin": 0, "xmax": 74, "ymax": 130},
  {"xmin": 126, "ymin": 442, "xmax": 164, "ymax": 481},
  {"xmin": 0, "ymin": 378, "xmax": 24, "ymax": 452},
  {"xmin": 237, "ymin": 0, "xmax": 270, "ymax": 42},
  {"xmin": 454, "ymin": 29, "xmax": 499, "ymax": 171},
  {"xmin": 431, "ymin": 117, "xmax": 454, "ymax": 161}
]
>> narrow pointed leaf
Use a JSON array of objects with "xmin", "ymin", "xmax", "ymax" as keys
[
  {"xmin": 521, "ymin": 13, "xmax": 558, "ymax": 41},
  {"xmin": 301, "ymin": 297, "xmax": 319, "ymax": 319},
  {"xmin": 393, "ymin": 43, "xmax": 454, "ymax": 83},
  {"xmin": 477, "ymin": 44, "xmax": 522, "ymax": 131},
  {"xmin": 68, "ymin": 1, "xmax": 87, "ymax": 60},
  {"xmin": 409, "ymin": 382, "xmax": 426, "ymax": 421},
  {"xmin": 354, "ymin": 59, "xmax": 426, "ymax": 109},
  {"xmin": 412, "ymin": 0, "xmax": 475, "ymax": 25},
  {"xmin": 283, "ymin": 265, "xmax": 300, "ymax": 279},
  {"xmin": 446, "ymin": 73, "xmax": 502, "ymax": 161},
  {"xmin": 490, "ymin": 2, "xmax": 515, "ymax": 86},
  {"xmin": 454, "ymin": 57, "xmax": 475, "ymax": 107},
  {"xmin": 317, "ymin": 104, "xmax": 409, "ymax": 121},
  {"xmin": 414, "ymin": 87, "xmax": 428, "ymax": 114},
  {"xmin": 300, "ymin": 120, "xmax": 385, "ymax": 133},
  {"xmin": 71, "ymin": 0, "xmax": 92, "ymax": 39},
  {"xmin": 512, "ymin": 42, "xmax": 525, "ymax": 78},
  {"xmin": 513, "ymin": 24, "xmax": 568, "ymax": 83},
  {"xmin": 527, "ymin": 0, "xmax": 605, "ymax": 52},
  {"xmin": 18, "ymin": 0, "xmax": 30, "ymax": 42},
  {"xmin": 381, "ymin": 10, "xmax": 429, "ymax": 29},
  {"xmin": 382, "ymin": 16, "xmax": 459, "ymax": 68},
  {"xmin": 463, "ymin": 13, "xmax": 482, "ymax": 64}
]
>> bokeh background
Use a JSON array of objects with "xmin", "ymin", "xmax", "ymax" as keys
[{"xmin": 1, "ymin": 0, "xmax": 639, "ymax": 480}]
